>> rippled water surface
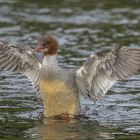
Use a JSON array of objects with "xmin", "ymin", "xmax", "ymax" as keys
[{"xmin": 0, "ymin": 0, "xmax": 140, "ymax": 140}]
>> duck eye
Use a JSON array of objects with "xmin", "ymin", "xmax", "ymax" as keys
[{"xmin": 42, "ymin": 44, "xmax": 46, "ymax": 47}]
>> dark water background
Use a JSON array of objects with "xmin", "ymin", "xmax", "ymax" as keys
[{"xmin": 0, "ymin": 0, "xmax": 140, "ymax": 140}]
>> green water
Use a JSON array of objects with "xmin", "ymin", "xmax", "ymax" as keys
[{"xmin": 0, "ymin": 0, "xmax": 140, "ymax": 139}]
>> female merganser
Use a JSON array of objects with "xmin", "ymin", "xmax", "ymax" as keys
[{"xmin": 0, "ymin": 33, "xmax": 140, "ymax": 119}]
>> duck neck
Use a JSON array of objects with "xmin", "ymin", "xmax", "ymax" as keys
[
  {"xmin": 42, "ymin": 54, "xmax": 59, "ymax": 68},
  {"xmin": 41, "ymin": 54, "xmax": 61, "ymax": 80}
]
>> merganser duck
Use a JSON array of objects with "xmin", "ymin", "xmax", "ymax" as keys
[{"xmin": 0, "ymin": 33, "xmax": 140, "ymax": 119}]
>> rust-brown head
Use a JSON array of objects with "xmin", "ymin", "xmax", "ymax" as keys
[{"xmin": 35, "ymin": 33, "xmax": 59, "ymax": 55}]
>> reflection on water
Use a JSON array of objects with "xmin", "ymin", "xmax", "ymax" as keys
[
  {"xmin": 0, "ymin": 0, "xmax": 140, "ymax": 140},
  {"xmin": 31, "ymin": 119, "xmax": 112, "ymax": 140}
]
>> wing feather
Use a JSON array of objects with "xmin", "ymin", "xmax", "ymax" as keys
[
  {"xmin": 76, "ymin": 45, "xmax": 140, "ymax": 101},
  {"xmin": 0, "ymin": 41, "xmax": 41, "ymax": 86}
]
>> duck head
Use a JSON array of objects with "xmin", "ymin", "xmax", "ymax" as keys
[{"xmin": 35, "ymin": 33, "xmax": 59, "ymax": 55}]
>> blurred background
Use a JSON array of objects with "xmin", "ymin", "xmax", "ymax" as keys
[{"xmin": 0, "ymin": 0, "xmax": 140, "ymax": 140}]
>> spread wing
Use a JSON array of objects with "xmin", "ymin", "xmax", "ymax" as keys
[
  {"xmin": 76, "ymin": 45, "xmax": 140, "ymax": 101},
  {"xmin": 0, "ymin": 41, "xmax": 41, "ymax": 86}
]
